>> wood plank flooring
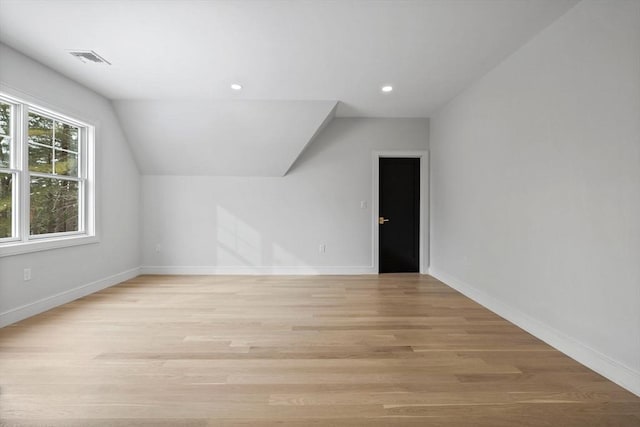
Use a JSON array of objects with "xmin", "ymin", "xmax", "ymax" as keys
[{"xmin": 1, "ymin": 274, "xmax": 639, "ymax": 426}]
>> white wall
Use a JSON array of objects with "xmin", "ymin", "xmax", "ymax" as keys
[
  {"xmin": 0, "ymin": 44, "xmax": 141, "ymax": 325},
  {"xmin": 142, "ymin": 118, "xmax": 428, "ymax": 274},
  {"xmin": 429, "ymin": 0, "xmax": 640, "ymax": 395}
]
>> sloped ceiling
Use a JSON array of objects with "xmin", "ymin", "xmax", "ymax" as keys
[
  {"xmin": 0, "ymin": 0, "xmax": 579, "ymax": 176},
  {"xmin": 114, "ymin": 100, "xmax": 337, "ymax": 176}
]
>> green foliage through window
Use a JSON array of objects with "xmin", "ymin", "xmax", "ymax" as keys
[
  {"xmin": 27, "ymin": 111, "xmax": 81, "ymax": 235},
  {"xmin": 28, "ymin": 112, "xmax": 79, "ymax": 177},
  {"xmin": 0, "ymin": 173, "xmax": 11, "ymax": 238},
  {"xmin": 0, "ymin": 101, "xmax": 11, "ymax": 238},
  {"xmin": 0, "ymin": 102, "xmax": 10, "ymax": 169},
  {"xmin": 30, "ymin": 176, "xmax": 78, "ymax": 235},
  {"xmin": 0, "ymin": 95, "xmax": 90, "ymax": 244}
]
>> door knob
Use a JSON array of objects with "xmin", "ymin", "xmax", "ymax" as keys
[{"xmin": 379, "ymin": 217, "xmax": 390, "ymax": 225}]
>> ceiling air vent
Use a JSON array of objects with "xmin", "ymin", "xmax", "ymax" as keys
[{"xmin": 69, "ymin": 50, "xmax": 111, "ymax": 65}]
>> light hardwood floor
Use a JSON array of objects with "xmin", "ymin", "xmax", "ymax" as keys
[{"xmin": 1, "ymin": 274, "xmax": 639, "ymax": 426}]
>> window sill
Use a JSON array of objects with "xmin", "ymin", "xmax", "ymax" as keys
[{"xmin": 0, "ymin": 234, "xmax": 99, "ymax": 258}]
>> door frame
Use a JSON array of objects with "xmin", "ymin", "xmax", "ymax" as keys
[{"xmin": 372, "ymin": 151, "xmax": 429, "ymax": 274}]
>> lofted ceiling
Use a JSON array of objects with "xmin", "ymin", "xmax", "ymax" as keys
[
  {"xmin": 114, "ymin": 100, "xmax": 337, "ymax": 176},
  {"xmin": 0, "ymin": 0, "xmax": 578, "ymax": 176}
]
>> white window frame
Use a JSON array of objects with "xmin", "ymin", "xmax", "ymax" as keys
[{"xmin": 0, "ymin": 92, "xmax": 97, "ymax": 257}]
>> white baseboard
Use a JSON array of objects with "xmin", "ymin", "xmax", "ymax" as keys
[
  {"xmin": 428, "ymin": 267, "xmax": 640, "ymax": 398},
  {"xmin": 0, "ymin": 267, "xmax": 140, "ymax": 328},
  {"xmin": 140, "ymin": 265, "xmax": 377, "ymax": 275}
]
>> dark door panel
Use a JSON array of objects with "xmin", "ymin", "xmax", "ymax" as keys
[{"xmin": 379, "ymin": 158, "xmax": 419, "ymax": 273}]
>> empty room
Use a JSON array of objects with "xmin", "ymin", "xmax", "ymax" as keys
[{"xmin": 0, "ymin": 0, "xmax": 639, "ymax": 425}]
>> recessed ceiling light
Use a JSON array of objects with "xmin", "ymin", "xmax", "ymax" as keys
[
  {"xmin": 381, "ymin": 85, "xmax": 393, "ymax": 93},
  {"xmin": 231, "ymin": 83, "xmax": 243, "ymax": 90}
]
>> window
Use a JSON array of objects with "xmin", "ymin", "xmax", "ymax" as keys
[{"xmin": 0, "ymin": 93, "xmax": 95, "ymax": 256}]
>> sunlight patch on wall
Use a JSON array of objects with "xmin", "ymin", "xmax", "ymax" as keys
[{"xmin": 217, "ymin": 206, "xmax": 262, "ymax": 266}]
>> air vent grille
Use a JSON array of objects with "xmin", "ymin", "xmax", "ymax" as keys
[{"xmin": 69, "ymin": 50, "xmax": 111, "ymax": 65}]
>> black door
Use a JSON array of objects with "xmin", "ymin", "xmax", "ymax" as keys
[{"xmin": 379, "ymin": 158, "xmax": 420, "ymax": 273}]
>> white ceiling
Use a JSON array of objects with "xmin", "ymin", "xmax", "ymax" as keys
[
  {"xmin": 0, "ymin": 0, "xmax": 577, "ymax": 117},
  {"xmin": 0, "ymin": 0, "xmax": 578, "ymax": 176}
]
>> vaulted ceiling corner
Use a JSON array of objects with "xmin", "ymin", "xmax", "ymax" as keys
[
  {"xmin": 113, "ymin": 99, "xmax": 338, "ymax": 177},
  {"xmin": 283, "ymin": 101, "xmax": 338, "ymax": 176}
]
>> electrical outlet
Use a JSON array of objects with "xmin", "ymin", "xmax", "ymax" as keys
[
  {"xmin": 155, "ymin": 244, "xmax": 162, "ymax": 253},
  {"xmin": 319, "ymin": 244, "xmax": 326, "ymax": 253},
  {"xmin": 360, "ymin": 200, "xmax": 367, "ymax": 209},
  {"xmin": 23, "ymin": 268, "xmax": 31, "ymax": 281}
]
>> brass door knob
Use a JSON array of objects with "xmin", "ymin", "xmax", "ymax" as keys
[{"xmin": 379, "ymin": 217, "xmax": 390, "ymax": 225}]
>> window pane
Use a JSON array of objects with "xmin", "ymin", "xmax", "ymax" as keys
[
  {"xmin": 0, "ymin": 102, "xmax": 9, "ymax": 136},
  {"xmin": 0, "ymin": 102, "xmax": 10, "ymax": 168},
  {"xmin": 0, "ymin": 172, "xmax": 12, "ymax": 238},
  {"xmin": 54, "ymin": 121, "xmax": 78, "ymax": 152},
  {"xmin": 28, "ymin": 112, "xmax": 53, "ymax": 147},
  {"xmin": 29, "ymin": 143, "xmax": 54, "ymax": 173},
  {"xmin": 0, "ymin": 136, "xmax": 9, "ymax": 169},
  {"xmin": 30, "ymin": 176, "xmax": 79, "ymax": 235},
  {"xmin": 54, "ymin": 149, "xmax": 78, "ymax": 176}
]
